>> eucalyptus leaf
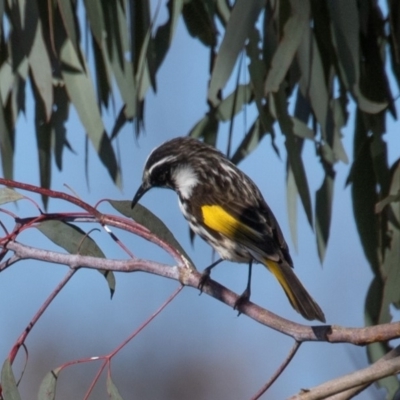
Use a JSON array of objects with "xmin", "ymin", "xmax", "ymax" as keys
[
  {"xmin": 208, "ymin": 0, "xmax": 264, "ymax": 105},
  {"xmin": 109, "ymin": 200, "xmax": 195, "ymax": 270},
  {"xmin": 37, "ymin": 220, "xmax": 116, "ymax": 297},
  {"xmin": 1, "ymin": 358, "xmax": 21, "ymax": 400},
  {"xmin": 0, "ymin": 187, "xmax": 24, "ymax": 205},
  {"xmin": 106, "ymin": 374, "xmax": 124, "ymax": 400},
  {"xmin": 37, "ymin": 368, "xmax": 61, "ymax": 400}
]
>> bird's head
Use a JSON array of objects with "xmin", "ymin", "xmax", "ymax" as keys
[{"xmin": 131, "ymin": 138, "xmax": 203, "ymax": 208}]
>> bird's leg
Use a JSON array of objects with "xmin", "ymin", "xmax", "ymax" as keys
[
  {"xmin": 198, "ymin": 258, "xmax": 223, "ymax": 292},
  {"xmin": 234, "ymin": 260, "xmax": 253, "ymax": 311}
]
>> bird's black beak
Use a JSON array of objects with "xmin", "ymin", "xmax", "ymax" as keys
[{"xmin": 131, "ymin": 183, "xmax": 150, "ymax": 209}]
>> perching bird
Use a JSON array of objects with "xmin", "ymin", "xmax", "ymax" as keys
[{"xmin": 131, "ymin": 137, "xmax": 325, "ymax": 322}]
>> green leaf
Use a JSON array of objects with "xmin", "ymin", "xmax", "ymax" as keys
[
  {"xmin": 264, "ymin": 0, "xmax": 309, "ymax": 95},
  {"xmin": 375, "ymin": 191, "xmax": 400, "ymax": 215},
  {"xmin": 328, "ymin": 0, "xmax": 387, "ymax": 114},
  {"xmin": 29, "ymin": 19, "xmax": 53, "ymax": 121},
  {"xmin": 33, "ymin": 82, "xmax": 52, "ymax": 209},
  {"xmin": 182, "ymin": 0, "xmax": 216, "ymax": 47},
  {"xmin": 52, "ymin": 86, "xmax": 71, "ymax": 171},
  {"xmin": 188, "ymin": 113, "xmax": 219, "ymax": 145},
  {"xmin": 37, "ymin": 368, "xmax": 61, "ymax": 400},
  {"xmin": 291, "ymin": 117, "xmax": 314, "ymax": 140},
  {"xmin": 315, "ymin": 172, "xmax": 334, "ymax": 262},
  {"xmin": 104, "ymin": 1, "xmax": 137, "ymax": 119},
  {"xmin": 0, "ymin": 61, "xmax": 14, "ymax": 103},
  {"xmin": 0, "ymin": 94, "xmax": 13, "ymax": 180},
  {"xmin": 347, "ymin": 110, "xmax": 379, "ymax": 273},
  {"xmin": 106, "ymin": 374, "xmax": 124, "ymax": 400},
  {"xmin": 135, "ymin": 21, "xmax": 152, "ymax": 101},
  {"xmin": 230, "ymin": 117, "xmax": 270, "ymax": 165},
  {"xmin": 297, "ymin": 27, "xmax": 329, "ymax": 140},
  {"xmin": 154, "ymin": 0, "xmax": 185, "ymax": 70},
  {"xmin": 60, "ymin": 38, "xmax": 120, "ymax": 185},
  {"xmin": 216, "ymin": 84, "xmax": 252, "ymax": 121},
  {"xmin": 84, "ymin": 0, "xmax": 104, "ymax": 46},
  {"xmin": 286, "ymin": 165, "xmax": 298, "ymax": 251},
  {"xmin": 1, "ymin": 358, "xmax": 21, "ymax": 400},
  {"xmin": 332, "ymin": 98, "xmax": 349, "ymax": 164},
  {"xmin": 57, "ymin": 0, "xmax": 81, "ymax": 66},
  {"xmin": 0, "ymin": 187, "xmax": 24, "ymax": 205},
  {"xmin": 37, "ymin": 220, "xmax": 116, "ymax": 297},
  {"xmin": 271, "ymin": 89, "xmax": 313, "ymax": 227},
  {"xmin": 92, "ymin": 36, "xmax": 112, "ymax": 108},
  {"xmin": 379, "ymin": 161, "xmax": 400, "ymax": 321},
  {"xmin": 109, "ymin": 200, "xmax": 195, "ymax": 270},
  {"xmin": 208, "ymin": 0, "xmax": 264, "ymax": 105}
]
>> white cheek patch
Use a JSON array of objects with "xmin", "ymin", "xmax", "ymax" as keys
[{"xmin": 173, "ymin": 165, "xmax": 199, "ymax": 199}]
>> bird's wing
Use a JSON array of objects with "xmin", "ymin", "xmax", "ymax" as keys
[{"xmin": 200, "ymin": 199, "xmax": 286, "ymax": 264}]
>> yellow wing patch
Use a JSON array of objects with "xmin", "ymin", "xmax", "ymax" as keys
[{"xmin": 201, "ymin": 204, "xmax": 259, "ymax": 241}]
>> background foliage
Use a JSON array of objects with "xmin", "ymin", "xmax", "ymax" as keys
[{"xmin": 0, "ymin": 0, "xmax": 400, "ymax": 397}]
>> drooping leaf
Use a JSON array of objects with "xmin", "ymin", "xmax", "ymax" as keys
[
  {"xmin": 230, "ymin": 117, "xmax": 270, "ymax": 165},
  {"xmin": 0, "ymin": 187, "xmax": 24, "ymax": 205},
  {"xmin": 347, "ymin": 110, "xmax": 380, "ymax": 273},
  {"xmin": 84, "ymin": 0, "xmax": 105, "ymax": 46},
  {"xmin": 1, "ymin": 358, "xmax": 21, "ymax": 400},
  {"xmin": 103, "ymin": 1, "xmax": 137, "ymax": 119},
  {"xmin": 286, "ymin": 165, "xmax": 298, "ymax": 251},
  {"xmin": 315, "ymin": 171, "xmax": 335, "ymax": 262},
  {"xmin": 0, "ymin": 94, "xmax": 13, "ymax": 180},
  {"xmin": 37, "ymin": 367, "xmax": 61, "ymax": 400},
  {"xmin": 28, "ymin": 18, "xmax": 53, "ymax": 121},
  {"xmin": 271, "ymin": 89, "xmax": 313, "ymax": 227},
  {"xmin": 182, "ymin": 0, "xmax": 216, "ymax": 47},
  {"xmin": 109, "ymin": 200, "xmax": 195, "ymax": 270},
  {"xmin": 52, "ymin": 86, "xmax": 71, "ymax": 171},
  {"xmin": 264, "ymin": 0, "xmax": 310, "ymax": 95},
  {"xmin": 379, "ymin": 161, "xmax": 400, "ymax": 322},
  {"xmin": 60, "ymin": 38, "xmax": 120, "ymax": 185},
  {"xmin": 208, "ymin": 0, "xmax": 264, "ymax": 105},
  {"xmin": 37, "ymin": 220, "xmax": 116, "ymax": 297},
  {"xmin": 106, "ymin": 374, "xmax": 124, "ymax": 400},
  {"xmin": 154, "ymin": 0, "xmax": 185, "ymax": 70},
  {"xmin": 328, "ymin": 0, "xmax": 388, "ymax": 114},
  {"xmin": 57, "ymin": 0, "xmax": 82, "ymax": 68},
  {"xmin": 188, "ymin": 112, "xmax": 219, "ymax": 145},
  {"xmin": 216, "ymin": 84, "xmax": 252, "ymax": 121}
]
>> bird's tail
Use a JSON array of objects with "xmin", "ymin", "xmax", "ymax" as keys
[{"xmin": 263, "ymin": 259, "xmax": 325, "ymax": 322}]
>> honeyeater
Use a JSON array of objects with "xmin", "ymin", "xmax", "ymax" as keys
[{"xmin": 131, "ymin": 137, "xmax": 325, "ymax": 322}]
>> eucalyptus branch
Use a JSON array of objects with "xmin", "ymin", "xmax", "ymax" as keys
[
  {"xmin": 289, "ymin": 345, "xmax": 400, "ymax": 400},
  {"xmin": 3, "ymin": 241, "xmax": 400, "ymax": 346}
]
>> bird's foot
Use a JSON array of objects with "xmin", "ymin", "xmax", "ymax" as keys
[
  {"xmin": 233, "ymin": 288, "xmax": 251, "ymax": 315},
  {"xmin": 198, "ymin": 267, "xmax": 212, "ymax": 294}
]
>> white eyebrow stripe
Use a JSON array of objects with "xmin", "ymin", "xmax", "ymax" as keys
[{"xmin": 147, "ymin": 155, "xmax": 177, "ymax": 175}]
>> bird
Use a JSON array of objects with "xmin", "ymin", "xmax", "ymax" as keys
[{"xmin": 131, "ymin": 137, "xmax": 325, "ymax": 322}]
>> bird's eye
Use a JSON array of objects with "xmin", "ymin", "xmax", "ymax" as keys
[{"xmin": 152, "ymin": 167, "xmax": 170, "ymax": 186}]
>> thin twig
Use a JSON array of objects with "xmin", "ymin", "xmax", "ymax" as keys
[
  {"xmin": 8, "ymin": 269, "xmax": 77, "ymax": 363},
  {"xmin": 84, "ymin": 285, "xmax": 184, "ymax": 399},
  {"xmin": 250, "ymin": 341, "xmax": 301, "ymax": 400}
]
